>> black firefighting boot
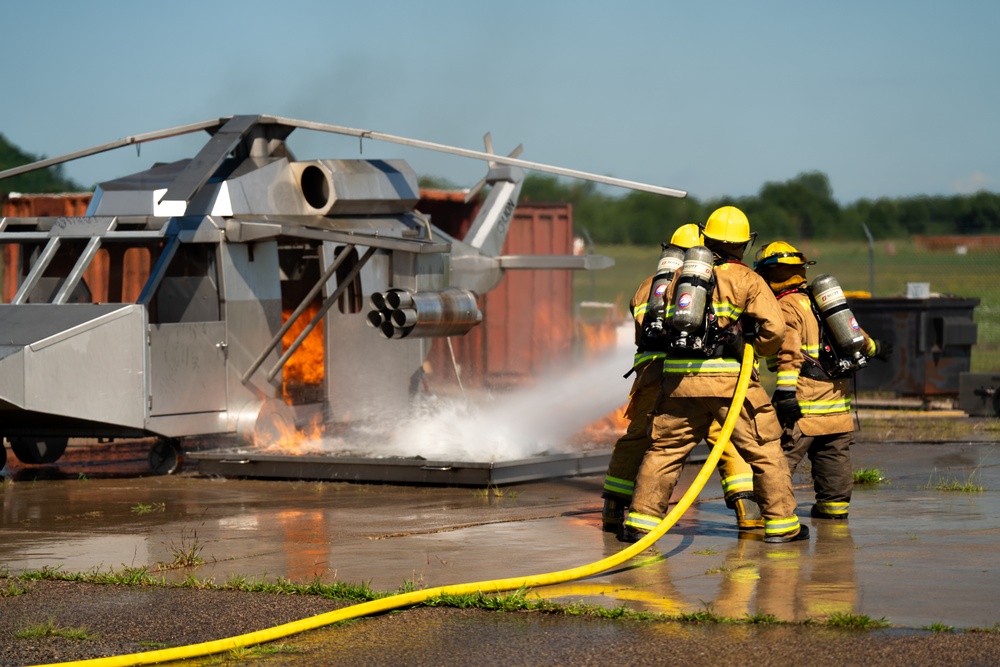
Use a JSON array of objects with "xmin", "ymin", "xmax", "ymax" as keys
[
  {"xmin": 617, "ymin": 523, "xmax": 648, "ymax": 544},
  {"xmin": 727, "ymin": 491, "xmax": 764, "ymax": 530},
  {"xmin": 811, "ymin": 504, "xmax": 848, "ymax": 520},
  {"xmin": 763, "ymin": 524, "xmax": 810, "ymax": 543},
  {"xmin": 601, "ymin": 495, "xmax": 627, "ymax": 533}
]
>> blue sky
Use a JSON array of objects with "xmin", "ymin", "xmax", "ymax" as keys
[{"xmin": 3, "ymin": 1, "xmax": 998, "ymax": 203}]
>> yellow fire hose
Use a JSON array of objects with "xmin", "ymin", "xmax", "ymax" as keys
[{"xmin": 39, "ymin": 345, "xmax": 755, "ymax": 667}]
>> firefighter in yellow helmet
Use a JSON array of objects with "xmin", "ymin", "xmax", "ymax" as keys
[
  {"xmin": 624, "ymin": 206, "xmax": 807, "ymax": 544},
  {"xmin": 754, "ymin": 241, "xmax": 892, "ymax": 520},
  {"xmin": 602, "ymin": 223, "xmax": 763, "ymax": 535}
]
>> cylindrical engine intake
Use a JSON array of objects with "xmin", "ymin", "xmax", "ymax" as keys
[
  {"xmin": 671, "ymin": 245, "xmax": 714, "ymax": 334},
  {"xmin": 366, "ymin": 287, "xmax": 482, "ymax": 339},
  {"xmin": 811, "ymin": 274, "xmax": 866, "ymax": 356}
]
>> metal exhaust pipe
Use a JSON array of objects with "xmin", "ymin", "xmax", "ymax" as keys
[{"xmin": 366, "ymin": 287, "xmax": 482, "ymax": 339}]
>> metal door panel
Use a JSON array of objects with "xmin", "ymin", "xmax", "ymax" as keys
[{"xmin": 149, "ymin": 322, "xmax": 227, "ymax": 416}]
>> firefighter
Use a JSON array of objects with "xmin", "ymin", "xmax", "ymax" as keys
[
  {"xmin": 602, "ymin": 224, "xmax": 763, "ymax": 534},
  {"xmin": 623, "ymin": 206, "xmax": 807, "ymax": 544},
  {"xmin": 753, "ymin": 241, "xmax": 892, "ymax": 520}
]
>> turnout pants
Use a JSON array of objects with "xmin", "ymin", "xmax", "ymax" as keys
[
  {"xmin": 782, "ymin": 425, "xmax": 853, "ymax": 517},
  {"xmin": 629, "ymin": 392, "xmax": 799, "ymax": 537},
  {"xmin": 603, "ymin": 362, "xmax": 754, "ymax": 503}
]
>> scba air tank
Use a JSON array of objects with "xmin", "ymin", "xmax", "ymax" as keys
[
  {"xmin": 811, "ymin": 274, "xmax": 866, "ymax": 355},
  {"xmin": 645, "ymin": 245, "xmax": 686, "ymax": 334},
  {"xmin": 671, "ymin": 245, "xmax": 714, "ymax": 334}
]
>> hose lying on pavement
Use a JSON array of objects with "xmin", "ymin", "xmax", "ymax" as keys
[{"xmin": 38, "ymin": 344, "xmax": 756, "ymax": 667}]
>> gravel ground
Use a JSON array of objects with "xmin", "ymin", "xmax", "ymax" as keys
[{"xmin": 2, "ymin": 580, "xmax": 1000, "ymax": 667}]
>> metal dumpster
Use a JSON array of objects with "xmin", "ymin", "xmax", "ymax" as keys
[{"xmin": 847, "ymin": 296, "xmax": 979, "ymax": 398}]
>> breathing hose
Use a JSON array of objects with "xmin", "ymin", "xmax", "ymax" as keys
[{"xmin": 39, "ymin": 344, "xmax": 756, "ymax": 667}]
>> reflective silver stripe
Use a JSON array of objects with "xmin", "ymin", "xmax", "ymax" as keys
[
  {"xmin": 603, "ymin": 476, "xmax": 635, "ymax": 496},
  {"xmin": 624, "ymin": 512, "xmax": 661, "ymax": 531},
  {"xmin": 764, "ymin": 516, "xmax": 800, "ymax": 535},
  {"xmin": 663, "ymin": 358, "xmax": 741, "ymax": 373},
  {"xmin": 815, "ymin": 501, "xmax": 849, "ymax": 515},
  {"xmin": 801, "ymin": 398, "xmax": 850, "ymax": 414},
  {"xmin": 721, "ymin": 473, "xmax": 753, "ymax": 494},
  {"xmin": 776, "ymin": 370, "xmax": 799, "ymax": 388}
]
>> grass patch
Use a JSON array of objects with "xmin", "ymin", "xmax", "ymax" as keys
[
  {"xmin": 928, "ymin": 470, "xmax": 984, "ymax": 492},
  {"xmin": 924, "ymin": 622, "xmax": 955, "ymax": 633},
  {"xmin": 4, "ymin": 567, "xmax": 917, "ymax": 632},
  {"xmin": 706, "ymin": 562, "xmax": 756, "ymax": 575},
  {"xmin": 15, "ymin": 618, "xmax": 97, "ymax": 640},
  {"xmin": 472, "ymin": 483, "xmax": 517, "ymax": 499},
  {"xmin": 825, "ymin": 612, "xmax": 892, "ymax": 629},
  {"xmin": 853, "ymin": 468, "xmax": 885, "ymax": 485},
  {"xmin": 226, "ymin": 643, "xmax": 303, "ymax": 660},
  {"xmin": 131, "ymin": 502, "xmax": 166, "ymax": 515},
  {"xmin": 968, "ymin": 622, "xmax": 1000, "ymax": 634},
  {"xmin": 165, "ymin": 528, "xmax": 206, "ymax": 568},
  {"xmin": 1, "ymin": 579, "xmax": 29, "ymax": 597}
]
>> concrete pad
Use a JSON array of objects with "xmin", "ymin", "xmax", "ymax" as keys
[{"xmin": 1, "ymin": 439, "xmax": 998, "ymax": 631}]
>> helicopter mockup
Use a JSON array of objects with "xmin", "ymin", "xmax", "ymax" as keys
[{"xmin": 0, "ymin": 115, "xmax": 686, "ymax": 473}]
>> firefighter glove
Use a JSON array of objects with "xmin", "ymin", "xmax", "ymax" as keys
[
  {"xmin": 772, "ymin": 388, "xmax": 802, "ymax": 428},
  {"xmin": 872, "ymin": 339, "xmax": 893, "ymax": 361}
]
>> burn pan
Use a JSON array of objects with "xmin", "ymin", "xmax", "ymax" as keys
[{"xmin": 188, "ymin": 449, "xmax": 614, "ymax": 486}]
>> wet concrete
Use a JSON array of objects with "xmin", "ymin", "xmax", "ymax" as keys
[{"xmin": 2, "ymin": 436, "xmax": 999, "ymax": 634}]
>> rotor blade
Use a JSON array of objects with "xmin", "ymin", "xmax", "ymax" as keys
[
  {"xmin": 0, "ymin": 118, "xmax": 227, "ymax": 182},
  {"xmin": 263, "ymin": 115, "xmax": 687, "ymax": 198}
]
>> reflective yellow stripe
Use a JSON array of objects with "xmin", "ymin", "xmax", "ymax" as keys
[
  {"xmin": 764, "ymin": 516, "xmax": 801, "ymax": 535},
  {"xmin": 624, "ymin": 512, "xmax": 661, "ymax": 531},
  {"xmin": 866, "ymin": 338, "xmax": 877, "ymax": 356},
  {"xmin": 633, "ymin": 302, "xmax": 649, "ymax": 323},
  {"xmin": 801, "ymin": 397, "xmax": 850, "ymax": 415},
  {"xmin": 801, "ymin": 343, "xmax": 820, "ymax": 355},
  {"xmin": 633, "ymin": 351, "xmax": 666, "ymax": 367},
  {"xmin": 663, "ymin": 358, "xmax": 741, "ymax": 374},
  {"xmin": 815, "ymin": 501, "xmax": 849, "ymax": 515},
  {"xmin": 776, "ymin": 370, "xmax": 799, "ymax": 388},
  {"xmin": 603, "ymin": 475, "xmax": 635, "ymax": 497},
  {"xmin": 712, "ymin": 301, "xmax": 744, "ymax": 319},
  {"xmin": 720, "ymin": 473, "xmax": 753, "ymax": 495}
]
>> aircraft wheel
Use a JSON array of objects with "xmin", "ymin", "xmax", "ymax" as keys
[
  {"xmin": 9, "ymin": 437, "xmax": 69, "ymax": 464},
  {"xmin": 149, "ymin": 439, "xmax": 184, "ymax": 475}
]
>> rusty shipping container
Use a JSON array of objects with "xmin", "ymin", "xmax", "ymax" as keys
[{"xmin": 418, "ymin": 193, "xmax": 576, "ymax": 391}]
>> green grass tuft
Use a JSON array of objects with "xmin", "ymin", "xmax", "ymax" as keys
[
  {"xmin": 853, "ymin": 468, "xmax": 885, "ymax": 485},
  {"xmin": 825, "ymin": 612, "xmax": 892, "ymax": 629}
]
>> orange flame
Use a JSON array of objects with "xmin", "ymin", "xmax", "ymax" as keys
[
  {"xmin": 282, "ymin": 305, "xmax": 325, "ymax": 399},
  {"xmin": 256, "ymin": 413, "xmax": 326, "ymax": 454}
]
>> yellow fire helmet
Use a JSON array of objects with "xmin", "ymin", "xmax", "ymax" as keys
[
  {"xmin": 670, "ymin": 223, "xmax": 704, "ymax": 250},
  {"xmin": 753, "ymin": 240, "xmax": 817, "ymax": 271},
  {"xmin": 703, "ymin": 206, "xmax": 753, "ymax": 244}
]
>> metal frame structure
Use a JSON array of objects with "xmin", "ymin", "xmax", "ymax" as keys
[{"xmin": 0, "ymin": 115, "xmax": 685, "ymax": 477}]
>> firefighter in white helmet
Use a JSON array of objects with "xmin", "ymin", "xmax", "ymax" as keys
[
  {"xmin": 602, "ymin": 223, "xmax": 763, "ymax": 535},
  {"xmin": 754, "ymin": 241, "xmax": 892, "ymax": 519},
  {"xmin": 623, "ymin": 206, "xmax": 806, "ymax": 544}
]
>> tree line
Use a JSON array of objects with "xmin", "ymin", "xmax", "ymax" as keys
[
  {"xmin": 517, "ymin": 171, "xmax": 1000, "ymax": 244},
  {"xmin": 0, "ymin": 134, "xmax": 83, "ymax": 194},
  {"xmin": 5, "ymin": 132, "xmax": 998, "ymax": 244}
]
